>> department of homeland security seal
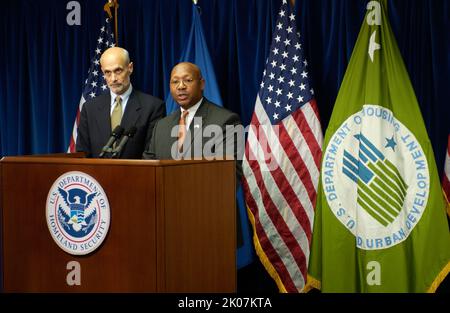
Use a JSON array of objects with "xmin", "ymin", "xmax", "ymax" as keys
[
  {"xmin": 322, "ymin": 104, "xmax": 429, "ymax": 250},
  {"xmin": 46, "ymin": 171, "xmax": 110, "ymax": 255}
]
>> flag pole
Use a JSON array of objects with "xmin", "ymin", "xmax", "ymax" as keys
[
  {"xmin": 114, "ymin": 0, "xmax": 119, "ymax": 46},
  {"xmin": 103, "ymin": 0, "xmax": 119, "ymax": 46}
]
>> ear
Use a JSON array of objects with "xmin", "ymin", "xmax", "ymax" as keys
[
  {"xmin": 128, "ymin": 62, "xmax": 134, "ymax": 75},
  {"xmin": 200, "ymin": 78, "xmax": 205, "ymax": 91}
]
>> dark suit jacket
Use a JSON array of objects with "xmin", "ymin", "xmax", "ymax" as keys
[
  {"xmin": 143, "ymin": 98, "xmax": 243, "ymax": 179},
  {"xmin": 76, "ymin": 89, "xmax": 165, "ymax": 159}
]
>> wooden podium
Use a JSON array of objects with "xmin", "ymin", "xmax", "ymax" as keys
[{"xmin": 0, "ymin": 155, "xmax": 236, "ymax": 292}]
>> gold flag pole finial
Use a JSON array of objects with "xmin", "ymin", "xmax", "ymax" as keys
[
  {"xmin": 192, "ymin": 0, "xmax": 198, "ymax": 4},
  {"xmin": 103, "ymin": 0, "xmax": 119, "ymax": 46},
  {"xmin": 103, "ymin": 0, "xmax": 113, "ymax": 18}
]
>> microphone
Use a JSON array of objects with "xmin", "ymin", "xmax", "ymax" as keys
[
  {"xmin": 98, "ymin": 126, "xmax": 124, "ymax": 158},
  {"xmin": 111, "ymin": 126, "xmax": 137, "ymax": 158}
]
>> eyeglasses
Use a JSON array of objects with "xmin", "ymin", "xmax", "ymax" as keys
[{"xmin": 170, "ymin": 78, "xmax": 201, "ymax": 86}]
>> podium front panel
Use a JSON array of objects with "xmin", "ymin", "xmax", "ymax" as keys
[
  {"xmin": 1, "ymin": 157, "xmax": 236, "ymax": 292},
  {"xmin": 159, "ymin": 161, "xmax": 236, "ymax": 292},
  {"xmin": 1, "ymin": 159, "xmax": 157, "ymax": 292}
]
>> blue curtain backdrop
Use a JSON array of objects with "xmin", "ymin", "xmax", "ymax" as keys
[{"xmin": 0, "ymin": 0, "xmax": 449, "ymax": 173}]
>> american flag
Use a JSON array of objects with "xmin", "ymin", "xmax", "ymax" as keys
[
  {"xmin": 443, "ymin": 135, "xmax": 450, "ymax": 215},
  {"xmin": 68, "ymin": 16, "xmax": 115, "ymax": 152},
  {"xmin": 242, "ymin": 0, "xmax": 323, "ymax": 292}
]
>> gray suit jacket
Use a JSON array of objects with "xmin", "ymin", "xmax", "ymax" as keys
[
  {"xmin": 143, "ymin": 99, "xmax": 243, "ymax": 179},
  {"xmin": 76, "ymin": 89, "xmax": 165, "ymax": 159}
]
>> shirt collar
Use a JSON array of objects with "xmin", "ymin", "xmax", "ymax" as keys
[
  {"xmin": 180, "ymin": 97, "xmax": 203, "ymax": 116},
  {"xmin": 110, "ymin": 84, "xmax": 133, "ymax": 104}
]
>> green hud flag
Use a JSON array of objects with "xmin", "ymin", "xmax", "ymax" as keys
[{"xmin": 307, "ymin": 0, "xmax": 450, "ymax": 292}]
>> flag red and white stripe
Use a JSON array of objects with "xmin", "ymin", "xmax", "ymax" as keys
[
  {"xmin": 242, "ymin": 0, "xmax": 323, "ymax": 292},
  {"xmin": 68, "ymin": 97, "xmax": 85, "ymax": 152}
]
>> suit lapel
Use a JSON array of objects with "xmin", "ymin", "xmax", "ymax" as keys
[
  {"xmin": 190, "ymin": 99, "xmax": 208, "ymax": 143},
  {"xmin": 181, "ymin": 99, "xmax": 208, "ymax": 158},
  {"xmin": 168, "ymin": 110, "xmax": 181, "ymax": 158},
  {"xmin": 96, "ymin": 94, "xmax": 112, "ymax": 141},
  {"xmin": 121, "ymin": 90, "xmax": 142, "ymax": 130}
]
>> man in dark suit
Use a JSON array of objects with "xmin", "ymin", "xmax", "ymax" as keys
[
  {"xmin": 143, "ymin": 62, "xmax": 243, "ymax": 178},
  {"xmin": 76, "ymin": 47, "xmax": 165, "ymax": 158}
]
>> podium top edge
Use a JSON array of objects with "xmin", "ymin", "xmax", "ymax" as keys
[{"xmin": 0, "ymin": 155, "xmax": 236, "ymax": 167}]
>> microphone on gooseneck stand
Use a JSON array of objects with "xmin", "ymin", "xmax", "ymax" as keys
[
  {"xmin": 111, "ymin": 126, "xmax": 137, "ymax": 159},
  {"xmin": 98, "ymin": 126, "xmax": 124, "ymax": 158}
]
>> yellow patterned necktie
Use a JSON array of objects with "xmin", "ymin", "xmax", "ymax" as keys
[{"xmin": 111, "ymin": 96, "xmax": 122, "ymax": 131}]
